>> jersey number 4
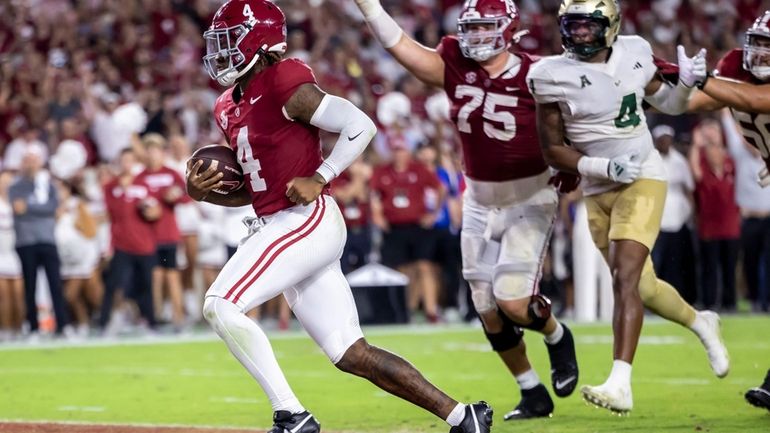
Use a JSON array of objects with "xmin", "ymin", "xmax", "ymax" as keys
[
  {"xmin": 236, "ymin": 126, "xmax": 268, "ymax": 192},
  {"xmin": 615, "ymin": 93, "xmax": 641, "ymax": 128},
  {"xmin": 733, "ymin": 111, "xmax": 770, "ymax": 159},
  {"xmin": 455, "ymin": 85, "xmax": 518, "ymax": 141}
]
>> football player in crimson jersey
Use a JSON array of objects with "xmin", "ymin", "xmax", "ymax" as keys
[
  {"xmin": 353, "ymin": 0, "xmax": 578, "ymax": 420},
  {"xmin": 688, "ymin": 10, "xmax": 770, "ymax": 188},
  {"xmin": 185, "ymin": 1, "xmax": 492, "ymax": 432}
]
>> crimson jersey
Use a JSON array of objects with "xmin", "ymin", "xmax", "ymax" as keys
[
  {"xmin": 437, "ymin": 36, "xmax": 547, "ymax": 182},
  {"xmin": 213, "ymin": 58, "xmax": 329, "ymax": 216},
  {"xmin": 104, "ymin": 178, "xmax": 157, "ymax": 255},
  {"xmin": 717, "ymin": 49, "xmax": 770, "ymax": 162},
  {"xmin": 135, "ymin": 166, "xmax": 186, "ymax": 244}
]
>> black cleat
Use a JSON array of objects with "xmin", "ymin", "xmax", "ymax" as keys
[
  {"xmin": 745, "ymin": 369, "xmax": 770, "ymax": 412},
  {"xmin": 268, "ymin": 410, "xmax": 320, "ymax": 433},
  {"xmin": 449, "ymin": 401, "xmax": 493, "ymax": 433},
  {"xmin": 546, "ymin": 323, "xmax": 579, "ymax": 398},
  {"xmin": 503, "ymin": 384, "xmax": 554, "ymax": 420}
]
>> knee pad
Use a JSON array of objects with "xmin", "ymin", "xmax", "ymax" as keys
[
  {"xmin": 202, "ymin": 296, "xmax": 238, "ymax": 325},
  {"xmin": 524, "ymin": 294, "xmax": 552, "ymax": 331},
  {"xmin": 469, "ymin": 281, "xmax": 497, "ymax": 314},
  {"xmin": 484, "ymin": 310, "xmax": 524, "ymax": 352}
]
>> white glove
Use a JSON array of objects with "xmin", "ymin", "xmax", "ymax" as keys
[
  {"xmin": 677, "ymin": 45, "xmax": 708, "ymax": 88},
  {"xmin": 607, "ymin": 154, "xmax": 642, "ymax": 184},
  {"xmin": 759, "ymin": 166, "xmax": 770, "ymax": 188},
  {"xmin": 354, "ymin": 0, "xmax": 384, "ymax": 20},
  {"xmin": 577, "ymin": 154, "xmax": 641, "ymax": 184}
]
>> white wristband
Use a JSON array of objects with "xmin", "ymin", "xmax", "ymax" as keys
[
  {"xmin": 369, "ymin": 10, "xmax": 403, "ymax": 48},
  {"xmin": 577, "ymin": 156, "xmax": 611, "ymax": 179}
]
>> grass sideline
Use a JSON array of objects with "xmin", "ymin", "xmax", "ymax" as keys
[{"xmin": 0, "ymin": 316, "xmax": 768, "ymax": 433}]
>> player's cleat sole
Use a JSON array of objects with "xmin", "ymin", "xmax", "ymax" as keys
[
  {"xmin": 745, "ymin": 387, "xmax": 770, "ymax": 412},
  {"xmin": 449, "ymin": 401, "xmax": 493, "ymax": 433},
  {"xmin": 694, "ymin": 311, "xmax": 730, "ymax": 378},
  {"xmin": 268, "ymin": 410, "xmax": 320, "ymax": 433},
  {"xmin": 503, "ymin": 384, "xmax": 554, "ymax": 420},
  {"xmin": 580, "ymin": 384, "xmax": 632, "ymax": 415},
  {"xmin": 546, "ymin": 323, "xmax": 579, "ymax": 397}
]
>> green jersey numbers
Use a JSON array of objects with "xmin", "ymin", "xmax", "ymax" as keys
[{"xmin": 614, "ymin": 93, "xmax": 641, "ymax": 129}]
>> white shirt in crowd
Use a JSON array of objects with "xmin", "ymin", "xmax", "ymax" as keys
[
  {"xmin": 3, "ymin": 137, "xmax": 48, "ymax": 171},
  {"xmin": 660, "ymin": 148, "xmax": 694, "ymax": 232},
  {"xmin": 721, "ymin": 110, "xmax": 770, "ymax": 213},
  {"xmin": 90, "ymin": 102, "xmax": 147, "ymax": 163}
]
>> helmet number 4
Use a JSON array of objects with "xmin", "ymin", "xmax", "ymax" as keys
[{"xmin": 455, "ymin": 85, "xmax": 518, "ymax": 141}]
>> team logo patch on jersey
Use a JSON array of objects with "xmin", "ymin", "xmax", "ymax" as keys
[
  {"xmin": 219, "ymin": 110, "xmax": 228, "ymax": 129},
  {"xmin": 465, "ymin": 71, "xmax": 478, "ymax": 84},
  {"xmin": 580, "ymin": 75, "xmax": 592, "ymax": 88}
]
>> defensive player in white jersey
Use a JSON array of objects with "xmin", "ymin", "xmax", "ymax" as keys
[
  {"xmin": 527, "ymin": 0, "xmax": 729, "ymax": 414},
  {"xmin": 352, "ymin": 0, "xmax": 579, "ymax": 420}
]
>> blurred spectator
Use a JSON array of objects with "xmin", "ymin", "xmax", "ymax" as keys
[
  {"xmin": 415, "ymin": 143, "xmax": 463, "ymax": 321},
  {"xmin": 332, "ymin": 157, "xmax": 373, "ymax": 274},
  {"xmin": 0, "ymin": 170, "xmax": 23, "ymax": 340},
  {"xmin": 652, "ymin": 125, "xmax": 698, "ymax": 304},
  {"xmin": 167, "ymin": 134, "xmax": 202, "ymax": 320},
  {"xmin": 370, "ymin": 140, "xmax": 444, "ymax": 322},
  {"xmin": 55, "ymin": 181, "xmax": 101, "ymax": 338},
  {"xmin": 690, "ymin": 119, "xmax": 741, "ymax": 311},
  {"xmin": 4, "ymin": 126, "xmax": 48, "ymax": 172},
  {"xmin": 10, "ymin": 147, "xmax": 69, "ymax": 336},
  {"xmin": 136, "ymin": 133, "xmax": 186, "ymax": 329},
  {"xmin": 100, "ymin": 148, "xmax": 159, "ymax": 331},
  {"xmin": 721, "ymin": 110, "xmax": 770, "ymax": 312}
]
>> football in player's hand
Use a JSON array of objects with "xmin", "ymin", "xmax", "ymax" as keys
[{"xmin": 189, "ymin": 144, "xmax": 244, "ymax": 195}]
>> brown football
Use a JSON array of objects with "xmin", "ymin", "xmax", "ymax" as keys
[{"xmin": 189, "ymin": 145, "xmax": 244, "ymax": 195}]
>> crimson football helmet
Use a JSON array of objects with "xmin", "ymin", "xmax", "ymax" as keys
[
  {"xmin": 744, "ymin": 10, "xmax": 770, "ymax": 81},
  {"xmin": 203, "ymin": 0, "xmax": 288, "ymax": 87},
  {"xmin": 457, "ymin": 0, "xmax": 522, "ymax": 62}
]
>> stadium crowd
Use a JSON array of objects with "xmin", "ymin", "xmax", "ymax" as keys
[{"xmin": 0, "ymin": 0, "xmax": 768, "ymax": 340}]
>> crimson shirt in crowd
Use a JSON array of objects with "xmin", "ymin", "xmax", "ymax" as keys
[
  {"xmin": 103, "ymin": 177, "xmax": 157, "ymax": 255},
  {"xmin": 332, "ymin": 171, "xmax": 369, "ymax": 229},
  {"xmin": 694, "ymin": 154, "xmax": 741, "ymax": 240},
  {"xmin": 370, "ymin": 161, "xmax": 441, "ymax": 225},
  {"xmin": 136, "ymin": 166, "xmax": 187, "ymax": 245}
]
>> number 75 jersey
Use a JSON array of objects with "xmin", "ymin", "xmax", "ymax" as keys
[{"xmin": 437, "ymin": 36, "xmax": 547, "ymax": 182}]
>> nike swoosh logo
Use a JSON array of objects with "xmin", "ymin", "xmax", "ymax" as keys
[
  {"xmin": 347, "ymin": 130, "xmax": 364, "ymax": 141},
  {"xmin": 555, "ymin": 375, "xmax": 577, "ymax": 389},
  {"xmin": 505, "ymin": 86, "xmax": 519, "ymax": 92},
  {"xmin": 250, "ymin": 95, "xmax": 262, "ymax": 104}
]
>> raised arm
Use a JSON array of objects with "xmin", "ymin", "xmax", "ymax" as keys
[
  {"xmin": 697, "ymin": 77, "xmax": 770, "ymax": 113},
  {"xmin": 353, "ymin": 0, "xmax": 445, "ymax": 87}
]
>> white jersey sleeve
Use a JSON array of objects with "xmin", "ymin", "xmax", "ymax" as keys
[{"xmin": 527, "ymin": 59, "xmax": 565, "ymax": 105}]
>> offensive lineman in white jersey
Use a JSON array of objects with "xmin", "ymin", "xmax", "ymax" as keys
[{"xmin": 527, "ymin": 0, "xmax": 729, "ymax": 414}]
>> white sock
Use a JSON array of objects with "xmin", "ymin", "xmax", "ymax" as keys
[
  {"xmin": 689, "ymin": 312, "xmax": 708, "ymax": 337},
  {"xmin": 607, "ymin": 360, "xmax": 632, "ymax": 388},
  {"xmin": 544, "ymin": 321, "xmax": 564, "ymax": 345},
  {"xmin": 515, "ymin": 369, "xmax": 540, "ymax": 390},
  {"xmin": 445, "ymin": 403, "xmax": 466, "ymax": 426},
  {"xmin": 203, "ymin": 297, "xmax": 305, "ymax": 413}
]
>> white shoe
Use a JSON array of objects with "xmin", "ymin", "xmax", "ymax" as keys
[
  {"xmin": 581, "ymin": 382, "xmax": 633, "ymax": 414},
  {"xmin": 693, "ymin": 311, "xmax": 730, "ymax": 378}
]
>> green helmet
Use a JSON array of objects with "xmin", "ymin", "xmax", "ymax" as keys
[{"xmin": 558, "ymin": 0, "xmax": 621, "ymax": 57}]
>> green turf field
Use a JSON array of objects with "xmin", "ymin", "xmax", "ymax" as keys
[{"xmin": 0, "ymin": 316, "xmax": 768, "ymax": 432}]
